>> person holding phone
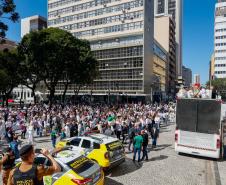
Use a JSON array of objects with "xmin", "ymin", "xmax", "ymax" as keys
[
  {"xmin": 7, "ymin": 144, "xmax": 61, "ymax": 185},
  {"xmin": 0, "ymin": 147, "xmax": 15, "ymax": 185}
]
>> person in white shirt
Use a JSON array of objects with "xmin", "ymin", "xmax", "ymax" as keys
[
  {"xmin": 64, "ymin": 122, "xmax": 70, "ymax": 138},
  {"xmin": 177, "ymin": 86, "xmax": 187, "ymax": 98},
  {"xmin": 27, "ymin": 122, "xmax": 34, "ymax": 145},
  {"xmin": 205, "ymin": 85, "xmax": 212, "ymax": 99},
  {"xmin": 187, "ymin": 87, "xmax": 194, "ymax": 98},
  {"xmin": 199, "ymin": 87, "xmax": 207, "ymax": 99}
]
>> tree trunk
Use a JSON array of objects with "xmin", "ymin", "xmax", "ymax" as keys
[
  {"xmin": 62, "ymin": 81, "xmax": 69, "ymax": 104},
  {"xmin": 2, "ymin": 95, "xmax": 5, "ymax": 107},
  {"xmin": 31, "ymin": 88, "xmax": 36, "ymax": 104},
  {"xmin": 5, "ymin": 96, "xmax": 8, "ymax": 107},
  {"xmin": 73, "ymin": 85, "xmax": 81, "ymax": 104},
  {"xmin": 49, "ymin": 88, "xmax": 55, "ymax": 108}
]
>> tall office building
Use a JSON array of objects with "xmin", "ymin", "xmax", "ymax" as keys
[
  {"xmin": 21, "ymin": 15, "xmax": 47, "ymax": 38},
  {"xmin": 154, "ymin": 0, "xmax": 183, "ymax": 76},
  {"xmin": 182, "ymin": 65, "xmax": 192, "ymax": 87},
  {"xmin": 194, "ymin": 74, "xmax": 200, "ymax": 84},
  {"xmin": 48, "ymin": 0, "xmax": 156, "ymax": 100},
  {"xmin": 214, "ymin": 1, "xmax": 226, "ymax": 78},
  {"xmin": 154, "ymin": 15, "xmax": 176, "ymax": 95}
]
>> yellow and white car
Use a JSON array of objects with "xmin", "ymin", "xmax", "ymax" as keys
[
  {"xmin": 33, "ymin": 149, "xmax": 104, "ymax": 185},
  {"xmin": 56, "ymin": 134, "xmax": 125, "ymax": 169}
]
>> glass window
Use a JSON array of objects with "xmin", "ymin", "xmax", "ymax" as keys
[
  {"xmin": 81, "ymin": 139, "xmax": 91, "ymax": 148},
  {"xmin": 70, "ymin": 138, "xmax": 81, "ymax": 146}
]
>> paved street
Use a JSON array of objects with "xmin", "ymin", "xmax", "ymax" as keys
[{"xmin": 1, "ymin": 123, "xmax": 226, "ymax": 185}]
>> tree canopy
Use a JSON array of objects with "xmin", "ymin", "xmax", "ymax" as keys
[
  {"xmin": 0, "ymin": 0, "xmax": 19, "ymax": 38},
  {"xmin": 0, "ymin": 49, "xmax": 21, "ymax": 106},
  {"xmin": 18, "ymin": 28, "xmax": 98, "ymax": 105},
  {"xmin": 207, "ymin": 78, "xmax": 226, "ymax": 91}
]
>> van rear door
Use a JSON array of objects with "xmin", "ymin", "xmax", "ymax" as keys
[{"xmin": 176, "ymin": 99, "xmax": 221, "ymax": 158}]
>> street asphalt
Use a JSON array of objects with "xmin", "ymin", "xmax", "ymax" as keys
[{"xmin": 1, "ymin": 122, "xmax": 226, "ymax": 185}]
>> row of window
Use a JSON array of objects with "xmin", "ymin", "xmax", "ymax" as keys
[
  {"xmin": 94, "ymin": 46, "xmax": 143, "ymax": 59},
  {"xmin": 215, "ymin": 49, "xmax": 226, "ymax": 53},
  {"xmin": 98, "ymin": 57, "xmax": 143, "ymax": 69},
  {"xmin": 91, "ymin": 35, "xmax": 143, "ymax": 50},
  {"xmin": 72, "ymin": 21, "xmax": 143, "ymax": 38},
  {"xmin": 48, "ymin": 0, "xmax": 81, "ymax": 9},
  {"xmin": 215, "ymin": 71, "xmax": 226, "ymax": 74},
  {"xmin": 154, "ymin": 43, "xmax": 167, "ymax": 61},
  {"xmin": 48, "ymin": 0, "xmax": 120, "ymax": 10},
  {"xmin": 53, "ymin": 11, "xmax": 143, "ymax": 30},
  {"xmin": 93, "ymin": 81, "xmax": 143, "ymax": 91},
  {"xmin": 215, "ymin": 43, "xmax": 226, "ymax": 46},
  {"xmin": 215, "ymin": 35, "xmax": 226, "ymax": 39},
  {"xmin": 215, "ymin": 57, "xmax": 226, "ymax": 60},
  {"xmin": 48, "ymin": 0, "xmax": 143, "ymax": 19},
  {"xmin": 49, "ymin": 9, "xmax": 143, "ymax": 26},
  {"xmin": 215, "ymin": 64, "xmax": 226, "ymax": 67},
  {"xmin": 215, "ymin": 28, "xmax": 226, "ymax": 32},
  {"xmin": 99, "ymin": 69, "xmax": 143, "ymax": 79}
]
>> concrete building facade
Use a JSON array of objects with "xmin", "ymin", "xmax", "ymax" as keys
[
  {"xmin": 209, "ymin": 53, "xmax": 215, "ymax": 81},
  {"xmin": 48, "ymin": 0, "xmax": 158, "ymax": 99},
  {"xmin": 154, "ymin": 15, "xmax": 176, "ymax": 95},
  {"xmin": 182, "ymin": 65, "xmax": 192, "ymax": 87},
  {"xmin": 21, "ymin": 15, "xmax": 47, "ymax": 38},
  {"xmin": 194, "ymin": 74, "xmax": 200, "ymax": 84},
  {"xmin": 214, "ymin": 2, "xmax": 226, "ymax": 78},
  {"xmin": 154, "ymin": 0, "xmax": 183, "ymax": 76}
]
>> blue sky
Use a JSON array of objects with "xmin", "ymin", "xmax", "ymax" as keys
[{"xmin": 5, "ymin": 0, "xmax": 216, "ymax": 83}]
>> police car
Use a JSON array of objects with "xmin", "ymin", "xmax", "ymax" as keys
[
  {"xmin": 56, "ymin": 134, "xmax": 125, "ymax": 169},
  {"xmin": 30, "ymin": 149, "xmax": 104, "ymax": 185}
]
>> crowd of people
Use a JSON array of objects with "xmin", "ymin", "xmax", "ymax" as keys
[
  {"xmin": 177, "ymin": 84, "xmax": 219, "ymax": 99},
  {"xmin": 0, "ymin": 102, "xmax": 176, "ymax": 185}
]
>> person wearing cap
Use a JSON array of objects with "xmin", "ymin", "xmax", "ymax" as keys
[
  {"xmin": 0, "ymin": 147, "xmax": 15, "ymax": 185},
  {"xmin": 7, "ymin": 144, "xmax": 61, "ymax": 185}
]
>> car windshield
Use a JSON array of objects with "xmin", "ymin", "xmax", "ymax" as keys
[{"xmin": 88, "ymin": 136, "xmax": 103, "ymax": 144}]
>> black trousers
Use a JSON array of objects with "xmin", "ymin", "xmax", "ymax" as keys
[
  {"xmin": 116, "ymin": 131, "xmax": 121, "ymax": 140},
  {"xmin": 142, "ymin": 145, "xmax": 148, "ymax": 160}
]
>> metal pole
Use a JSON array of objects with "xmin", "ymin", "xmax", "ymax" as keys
[
  {"xmin": 151, "ymin": 86, "xmax": 153, "ymax": 103},
  {"xmin": 108, "ymin": 81, "xmax": 110, "ymax": 105}
]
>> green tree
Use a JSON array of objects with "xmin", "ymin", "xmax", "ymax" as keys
[
  {"xmin": 207, "ymin": 78, "xmax": 226, "ymax": 99},
  {"xmin": 0, "ymin": 0, "xmax": 19, "ymax": 38},
  {"xmin": 207, "ymin": 78, "xmax": 226, "ymax": 91},
  {"xmin": 63, "ymin": 39, "xmax": 98, "ymax": 103},
  {"xmin": 18, "ymin": 28, "xmax": 98, "ymax": 106},
  {"xmin": 18, "ymin": 31, "xmax": 46, "ymax": 104},
  {"xmin": 0, "ymin": 50, "xmax": 20, "ymax": 106}
]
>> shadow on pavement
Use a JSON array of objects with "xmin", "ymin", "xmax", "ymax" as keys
[
  {"xmin": 34, "ymin": 139, "xmax": 51, "ymax": 143},
  {"xmin": 105, "ymin": 158, "xmax": 143, "ymax": 177},
  {"xmin": 148, "ymin": 155, "xmax": 168, "ymax": 161},
  {"xmin": 148, "ymin": 155, "xmax": 168, "ymax": 162},
  {"xmin": 147, "ymin": 144, "xmax": 171, "ymax": 152},
  {"xmin": 150, "ymin": 144, "xmax": 172, "ymax": 152},
  {"xmin": 105, "ymin": 177, "xmax": 124, "ymax": 185}
]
